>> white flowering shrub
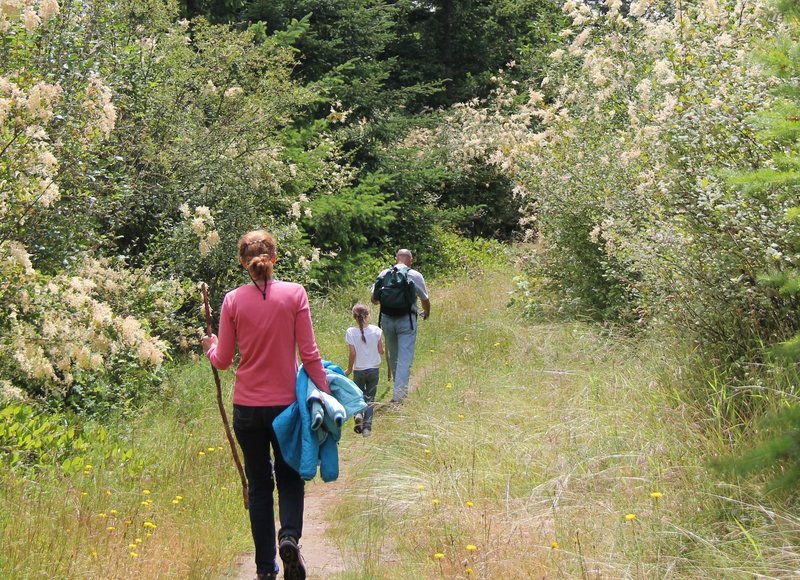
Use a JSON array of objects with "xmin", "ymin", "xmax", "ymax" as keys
[
  {"xmin": 430, "ymin": 0, "xmax": 800, "ymax": 372},
  {"xmin": 0, "ymin": 242, "xmax": 193, "ymax": 414}
]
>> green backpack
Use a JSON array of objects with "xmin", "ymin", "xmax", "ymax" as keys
[{"xmin": 373, "ymin": 266, "xmax": 417, "ymax": 326}]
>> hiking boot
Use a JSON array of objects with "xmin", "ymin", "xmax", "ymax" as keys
[
  {"xmin": 362, "ymin": 427, "xmax": 372, "ymax": 438},
  {"xmin": 278, "ymin": 536, "xmax": 306, "ymax": 580},
  {"xmin": 353, "ymin": 413, "xmax": 363, "ymax": 434}
]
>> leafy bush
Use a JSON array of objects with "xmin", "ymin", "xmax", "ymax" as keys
[{"xmin": 0, "ymin": 243, "xmax": 192, "ymax": 414}]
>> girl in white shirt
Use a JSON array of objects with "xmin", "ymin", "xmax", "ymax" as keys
[{"xmin": 344, "ymin": 304, "xmax": 384, "ymax": 437}]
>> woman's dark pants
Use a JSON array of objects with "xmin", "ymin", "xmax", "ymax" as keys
[{"xmin": 233, "ymin": 404, "xmax": 304, "ymax": 576}]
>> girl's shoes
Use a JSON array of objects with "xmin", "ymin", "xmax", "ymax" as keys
[{"xmin": 353, "ymin": 413, "xmax": 363, "ymax": 434}]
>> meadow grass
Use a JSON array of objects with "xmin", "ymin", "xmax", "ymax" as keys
[
  {"xmin": 322, "ymin": 265, "xmax": 800, "ymax": 579},
  {"xmin": 3, "ymin": 261, "xmax": 800, "ymax": 578},
  {"xmin": 0, "ymin": 363, "xmax": 250, "ymax": 578}
]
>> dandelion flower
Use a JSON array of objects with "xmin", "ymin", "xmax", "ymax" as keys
[
  {"xmin": 417, "ymin": 485, "xmax": 425, "ymax": 491},
  {"xmin": 129, "ymin": 551, "xmax": 137, "ymax": 558},
  {"xmin": 172, "ymin": 499, "xmax": 180, "ymax": 505},
  {"xmin": 650, "ymin": 491, "xmax": 663, "ymax": 499},
  {"xmin": 106, "ymin": 490, "xmax": 112, "ymax": 496},
  {"xmin": 129, "ymin": 543, "xmax": 137, "ymax": 549},
  {"xmin": 198, "ymin": 451, "xmax": 206, "ymax": 456},
  {"xmin": 551, "ymin": 541, "xmax": 560, "ymax": 549},
  {"xmin": 106, "ymin": 526, "xmax": 115, "ymax": 531},
  {"xmin": 142, "ymin": 489, "xmax": 151, "ymax": 495},
  {"xmin": 98, "ymin": 513, "xmax": 107, "ymax": 518},
  {"xmin": 433, "ymin": 553, "xmax": 444, "ymax": 560},
  {"xmin": 465, "ymin": 501, "xmax": 474, "ymax": 508},
  {"xmin": 143, "ymin": 521, "xmax": 157, "ymax": 529},
  {"xmin": 466, "ymin": 568, "xmax": 474, "ymax": 575},
  {"xmin": 81, "ymin": 492, "xmax": 88, "ymax": 497},
  {"xmin": 458, "ymin": 414, "xmax": 465, "ymax": 420},
  {"xmin": 207, "ymin": 447, "xmax": 215, "ymax": 452},
  {"xmin": 625, "ymin": 513, "xmax": 636, "ymax": 521},
  {"xmin": 445, "ymin": 382, "xmax": 452, "ymax": 389},
  {"xmin": 175, "ymin": 495, "xmax": 183, "ymax": 501},
  {"xmin": 493, "ymin": 342, "xmax": 501, "ymax": 347},
  {"xmin": 135, "ymin": 538, "xmax": 142, "ymax": 544},
  {"xmin": 432, "ymin": 498, "xmax": 440, "ymax": 506},
  {"xmin": 109, "ymin": 509, "xmax": 118, "ymax": 515},
  {"xmin": 424, "ymin": 448, "xmax": 431, "ymax": 455},
  {"xmin": 84, "ymin": 464, "xmax": 93, "ymax": 470},
  {"xmin": 466, "ymin": 544, "xmax": 477, "ymax": 551},
  {"xmin": 90, "ymin": 550, "xmax": 97, "ymax": 558}
]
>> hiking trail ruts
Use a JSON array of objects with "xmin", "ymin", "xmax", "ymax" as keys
[{"xmin": 229, "ymin": 455, "xmax": 351, "ymax": 580}]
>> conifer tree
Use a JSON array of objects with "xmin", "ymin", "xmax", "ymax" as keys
[{"xmin": 724, "ymin": 0, "xmax": 800, "ymax": 496}]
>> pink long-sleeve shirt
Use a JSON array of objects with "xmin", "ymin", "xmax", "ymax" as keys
[{"xmin": 206, "ymin": 280, "xmax": 329, "ymax": 406}]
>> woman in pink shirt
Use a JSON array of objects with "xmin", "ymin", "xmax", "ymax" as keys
[{"xmin": 202, "ymin": 230, "xmax": 329, "ymax": 580}]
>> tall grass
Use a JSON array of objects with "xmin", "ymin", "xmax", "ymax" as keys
[
  {"xmin": 0, "ymin": 364, "xmax": 250, "ymax": 578},
  {"xmin": 323, "ymin": 265, "xmax": 800, "ymax": 578},
  {"xmin": 3, "ymin": 259, "xmax": 800, "ymax": 578}
]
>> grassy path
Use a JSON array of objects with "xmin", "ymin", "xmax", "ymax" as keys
[
  {"xmin": 3, "ymin": 263, "xmax": 797, "ymax": 578},
  {"xmin": 305, "ymin": 265, "xmax": 781, "ymax": 578}
]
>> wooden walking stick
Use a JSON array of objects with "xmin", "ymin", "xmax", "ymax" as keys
[{"xmin": 201, "ymin": 283, "xmax": 249, "ymax": 510}]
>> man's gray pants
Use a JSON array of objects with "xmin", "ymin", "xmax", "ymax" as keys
[{"xmin": 381, "ymin": 313, "xmax": 417, "ymax": 401}]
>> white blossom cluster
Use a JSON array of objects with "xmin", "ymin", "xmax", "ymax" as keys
[
  {"xmin": 0, "ymin": 0, "xmax": 59, "ymax": 34},
  {"xmin": 1, "ymin": 244, "xmax": 181, "ymax": 399},
  {"xmin": 427, "ymin": 0, "xmax": 787, "ymax": 329},
  {"xmin": 179, "ymin": 204, "xmax": 221, "ymax": 256}
]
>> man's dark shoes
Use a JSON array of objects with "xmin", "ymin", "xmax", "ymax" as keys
[
  {"xmin": 256, "ymin": 573, "xmax": 277, "ymax": 580},
  {"xmin": 279, "ymin": 536, "xmax": 306, "ymax": 580}
]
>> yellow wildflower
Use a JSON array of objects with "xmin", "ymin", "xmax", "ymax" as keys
[
  {"xmin": 650, "ymin": 491, "xmax": 663, "ymax": 499},
  {"xmin": 135, "ymin": 538, "xmax": 142, "ymax": 544},
  {"xmin": 625, "ymin": 513, "xmax": 636, "ymax": 521},
  {"xmin": 466, "ymin": 568, "xmax": 474, "ymax": 575},
  {"xmin": 106, "ymin": 526, "xmax": 115, "ymax": 531},
  {"xmin": 424, "ymin": 448, "xmax": 431, "ymax": 455},
  {"xmin": 98, "ymin": 513, "xmax": 107, "ymax": 518},
  {"xmin": 129, "ymin": 551, "xmax": 137, "ymax": 558},
  {"xmin": 198, "ymin": 451, "xmax": 206, "ymax": 456},
  {"xmin": 142, "ymin": 489, "xmax": 151, "ymax": 495},
  {"xmin": 175, "ymin": 495, "xmax": 183, "ymax": 501},
  {"xmin": 207, "ymin": 447, "xmax": 215, "ymax": 452},
  {"xmin": 445, "ymin": 382, "xmax": 452, "ymax": 389},
  {"xmin": 466, "ymin": 544, "xmax": 477, "ymax": 551},
  {"xmin": 458, "ymin": 414, "xmax": 465, "ymax": 419},
  {"xmin": 109, "ymin": 510, "xmax": 118, "ymax": 515},
  {"xmin": 465, "ymin": 501, "xmax": 474, "ymax": 508},
  {"xmin": 81, "ymin": 492, "xmax": 88, "ymax": 497},
  {"xmin": 417, "ymin": 485, "xmax": 425, "ymax": 491},
  {"xmin": 433, "ymin": 553, "xmax": 444, "ymax": 560},
  {"xmin": 129, "ymin": 543, "xmax": 137, "ymax": 549},
  {"xmin": 493, "ymin": 342, "xmax": 501, "ymax": 347},
  {"xmin": 551, "ymin": 541, "xmax": 559, "ymax": 549},
  {"xmin": 143, "ymin": 521, "xmax": 157, "ymax": 529},
  {"xmin": 432, "ymin": 498, "xmax": 440, "ymax": 506}
]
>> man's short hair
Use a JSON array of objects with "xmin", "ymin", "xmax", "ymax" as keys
[{"xmin": 396, "ymin": 249, "xmax": 413, "ymax": 260}]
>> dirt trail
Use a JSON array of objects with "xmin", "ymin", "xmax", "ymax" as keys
[{"xmin": 230, "ymin": 468, "xmax": 349, "ymax": 580}]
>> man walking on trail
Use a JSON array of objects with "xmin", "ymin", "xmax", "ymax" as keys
[{"xmin": 372, "ymin": 249, "xmax": 431, "ymax": 403}]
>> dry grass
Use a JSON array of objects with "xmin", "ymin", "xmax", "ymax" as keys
[{"xmin": 323, "ymin": 265, "xmax": 800, "ymax": 579}]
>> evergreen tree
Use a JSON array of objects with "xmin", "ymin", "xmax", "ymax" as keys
[{"xmin": 723, "ymin": 0, "xmax": 800, "ymax": 496}]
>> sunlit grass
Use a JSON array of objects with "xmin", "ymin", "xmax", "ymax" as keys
[
  {"xmin": 0, "ymin": 363, "xmax": 249, "ymax": 578},
  {"xmin": 324, "ymin": 264, "xmax": 800, "ymax": 578},
  {"xmin": 4, "ymin": 259, "xmax": 800, "ymax": 578}
]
